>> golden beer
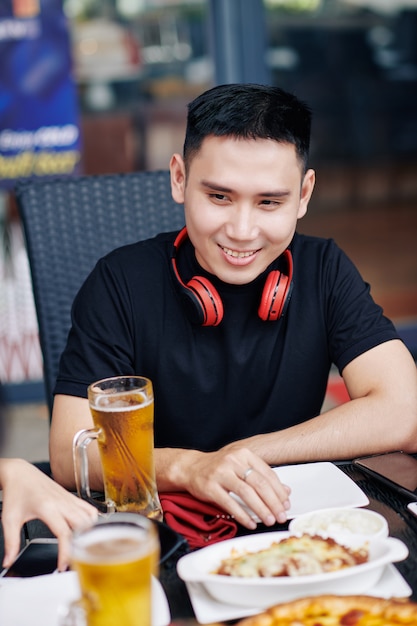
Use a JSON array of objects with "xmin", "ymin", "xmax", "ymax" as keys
[
  {"xmin": 90, "ymin": 393, "xmax": 160, "ymax": 517},
  {"xmin": 71, "ymin": 518, "xmax": 159, "ymax": 626},
  {"xmin": 75, "ymin": 376, "xmax": 162, "ymax": 519}
]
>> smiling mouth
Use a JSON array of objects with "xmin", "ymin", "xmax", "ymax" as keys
[{"xmin": 220, "ymin": 245, "xmax": 259, "ymax": 259}]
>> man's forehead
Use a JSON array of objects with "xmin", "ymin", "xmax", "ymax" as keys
[{"xmin": 187, "ymin": 136, "xmax": 303, "ymax": 181}]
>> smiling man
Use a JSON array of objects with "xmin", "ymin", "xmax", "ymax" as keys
[
  {"xmin": 171, "ymin": 135, "xmax": 313, "ymax": 287},
  {"xmin": 50, "ymin": 84, "xmax": 417, "ymax": 530}
]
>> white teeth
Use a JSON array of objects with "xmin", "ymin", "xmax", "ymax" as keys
[{"xmin": 222, "ymin": 246, "xmax": 255, "ymax": 258}]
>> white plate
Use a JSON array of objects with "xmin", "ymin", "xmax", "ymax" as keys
[
  {"xmin": 184, "ymin": 564, "xmax": 412, "ymax": 624},
  {"xmin": 232, "ymin": 462, "xmax": 369, "ymax": 521},
  {"xmin": 177, "ymin": 530, "xmax": 408, "ymax": 609},
  {"xmin": 0, "ymin": 571, "xmax": 170, "ymax": 626}
]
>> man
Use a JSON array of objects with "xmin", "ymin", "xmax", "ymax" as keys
[{"xmin": 49, "ymin": 83, "xmax": 417, "ymax": 530}]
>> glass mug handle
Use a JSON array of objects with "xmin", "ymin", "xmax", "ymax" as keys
[
  {"xmin": 59, "ymin": 599, "xmax": 86, "ymax": 626},
  {"xmin": 73, "ymin": 428, "xmax": 116, "ymax": 514}
]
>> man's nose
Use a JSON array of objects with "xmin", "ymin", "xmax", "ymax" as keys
[{"xmin": 225, "ymin": 205, "xmax": 258, "ymax": 240}]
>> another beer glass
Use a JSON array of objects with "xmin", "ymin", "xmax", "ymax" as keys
[
  {"xmin": 73, "ymin": 376, "xmax": 162, "ymax": 520},
  {"xmin": 68, "ymin": 513, "xmax": 159, "ymax": 626}
]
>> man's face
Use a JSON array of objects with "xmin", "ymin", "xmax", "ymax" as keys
[{"xmin": 170, "ymin": 135, "xmax": 315, "ymax": 285}]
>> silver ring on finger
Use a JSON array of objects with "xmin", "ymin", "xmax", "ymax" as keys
[{"xmin": 242, "ymin": 467, "xmax": 254, "ymax": 482}]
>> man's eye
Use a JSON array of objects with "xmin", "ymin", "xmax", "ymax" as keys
[
  {"xmin": 210, "ymin": 193, "xmax": 227, "ymax": 201},
  {"xmin": 261, "ymin": 199, "xmax": 279, "ymax": 207}
]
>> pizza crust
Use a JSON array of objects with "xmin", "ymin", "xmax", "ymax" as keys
[{"xmin": 237, "ymin": 595, "xmax": 417, "ymax": 626}]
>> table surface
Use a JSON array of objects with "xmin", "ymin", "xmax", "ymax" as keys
[{"xmin": 160, "ymin": 461, "xmax": 417, "ymax": 623}]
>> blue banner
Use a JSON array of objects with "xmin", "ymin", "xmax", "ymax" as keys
[{"xmin": 0, "ymin": 0, "xmax": 81, "ymax": 189}]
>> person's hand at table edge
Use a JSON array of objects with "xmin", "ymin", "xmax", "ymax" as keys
[{"xmin": 0, "ymin": 458, "xmax": 98, "ymax": 572}]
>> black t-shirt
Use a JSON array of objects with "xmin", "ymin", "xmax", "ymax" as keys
[{"xmin": 55, "ymin": 231, "xmax": 399, "ymax": 451}]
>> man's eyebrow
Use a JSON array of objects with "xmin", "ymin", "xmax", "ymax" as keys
[
  {"xmin": 259, "ymin": 190, "xmax": 291, "ymax": 198},
  {"xmin": 200, "ymin": 179, "xmax": 291, "ymax": 197},
  {"xmin": 200, "ymin": 179, "xmax": 233, "ymax": 193}
]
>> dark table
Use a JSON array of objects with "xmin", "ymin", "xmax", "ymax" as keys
[
  {"xmin": 159, "ymin": 461, "xmax": 417, "ymax": 623},
  {"xmin": 2, "ymin": 461, "xmax": 416, "ymax": 623},
  {"xmin": 340, "ymin": 462, "xmax": 417, "ymax": 600}
]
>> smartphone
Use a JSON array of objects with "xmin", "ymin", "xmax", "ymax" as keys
[
  {"xmin": 353, "ymin": 451, "xmax": 417, "ymax": 500},
  {"xmin": 0, "ymin": 538, "xmax": 58, "ymax": 578}
]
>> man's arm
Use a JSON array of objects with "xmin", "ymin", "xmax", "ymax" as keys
[
  {"xmin": 50, "ymin": 394, "xmax": 291, "ymax": 528},
  {"xmin": 240, "ymin": 339, "xmax": 417, "ymax": 465},
  {"xmin": 154, "ymin": 339, "xmax": 417, "ymax": 526},
  {"xmin": 50, "ymin": 339, "xmax": 417, "ymax": 528}
]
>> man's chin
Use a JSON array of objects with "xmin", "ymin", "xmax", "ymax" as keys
[{"xmin": 216, "ymin": 267, "xmax": 264, "ymax": 286}]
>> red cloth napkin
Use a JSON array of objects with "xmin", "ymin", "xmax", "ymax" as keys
[{"xmin": 159, "ymin": 491, "xmax": 238, "ymax": 549}]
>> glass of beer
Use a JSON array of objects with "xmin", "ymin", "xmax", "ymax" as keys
[
  {"xmin": 73, "ymin": 376, "xmax": 162, "ymax": 520},
  {"xmin": 67, "ymin": 513, "xmax": 159, "ymax": 626}
]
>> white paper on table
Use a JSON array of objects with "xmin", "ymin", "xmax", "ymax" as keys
[
  {"xmin": 0, "ymin": 571, "xmax": 170, "ymax": 626},
  {"xmin": 232, "ymin": 462, "xmax": 369, "ymax": 521}
]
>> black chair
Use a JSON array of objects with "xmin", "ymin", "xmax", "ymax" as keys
[{"xmin": 15, "ymin": 170, "xmax": 185, "ymax": 420}]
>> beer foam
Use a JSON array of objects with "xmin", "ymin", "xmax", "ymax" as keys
[
  {"xmin": 73, "ymin": 524, "xmax": 154, "ymax": 563},
  {"xmin": 94, "ymin": 393, "xmax": 151, "ymax": 411}
]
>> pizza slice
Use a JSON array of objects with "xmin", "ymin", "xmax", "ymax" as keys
[{"xmin": 237, "ymin": 594, "xmax": 417, "ymax": 626}]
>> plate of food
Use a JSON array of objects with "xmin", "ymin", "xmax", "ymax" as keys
[
  {"xmin": 176, "ymin": 531, "xmax": 408, "ymax": 608},
  {"xmin": 236, "ymin": 594, "xmax": 417, "ymax": 626}
]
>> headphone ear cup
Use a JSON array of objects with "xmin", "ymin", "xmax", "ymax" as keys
[
  {"xmin": 258, "ymin": 270, "xmax": 289, "ymax": 321},
  {"xmin": 186, "ymin": 276, "xmax": 224, "ymax": 326},
  {"xmin": 171, "ymin": 227, "xmax": 224, "ymax": 326}
]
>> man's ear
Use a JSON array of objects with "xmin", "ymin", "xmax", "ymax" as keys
[
  {"xmin": 170, "ymin": 153, "xmax": 186, "ymax": 204},
  {"xmin": 297, "ymin": 168, "xmax": 315, "ymax": 219}
]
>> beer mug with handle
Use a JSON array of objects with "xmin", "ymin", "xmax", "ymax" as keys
[
  {"xmin": 62, "ymin": 513, "xmax": 159, "ymax": 626},
  {"xmin": 73, "ymin": 376, "xmax": 162, "ymax": 520}
]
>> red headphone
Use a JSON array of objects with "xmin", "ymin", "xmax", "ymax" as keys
[{"xmin": 171, "ymin": 227, "xmax": 293, "ymax": 326}]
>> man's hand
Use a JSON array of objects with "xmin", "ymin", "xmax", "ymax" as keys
[{"xmin": 161, "ymin": 444, "xmax": 291, "ymax": 529}]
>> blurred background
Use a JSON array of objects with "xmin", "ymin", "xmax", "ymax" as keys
[{"xmin": 0, "ymin": 0, "xmax": 416, "ymax": 460}]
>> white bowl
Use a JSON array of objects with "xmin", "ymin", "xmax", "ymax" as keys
[
  {"xmin": 288, "ymin": 507, "xmax": 388, "ymax": 541},
  {"xmin": 176, "ymin": 530, "xmax": 407, "ymax": 608}
]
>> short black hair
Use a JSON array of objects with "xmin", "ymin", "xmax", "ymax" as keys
[{"xmin": 184, "ymin": 83, "xmax": 312, "ymax": 171}]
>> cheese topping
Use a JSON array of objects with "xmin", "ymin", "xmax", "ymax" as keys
[{"xmin": 215, "ymin": 534, "xmax": 368, "ymax": 578}]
